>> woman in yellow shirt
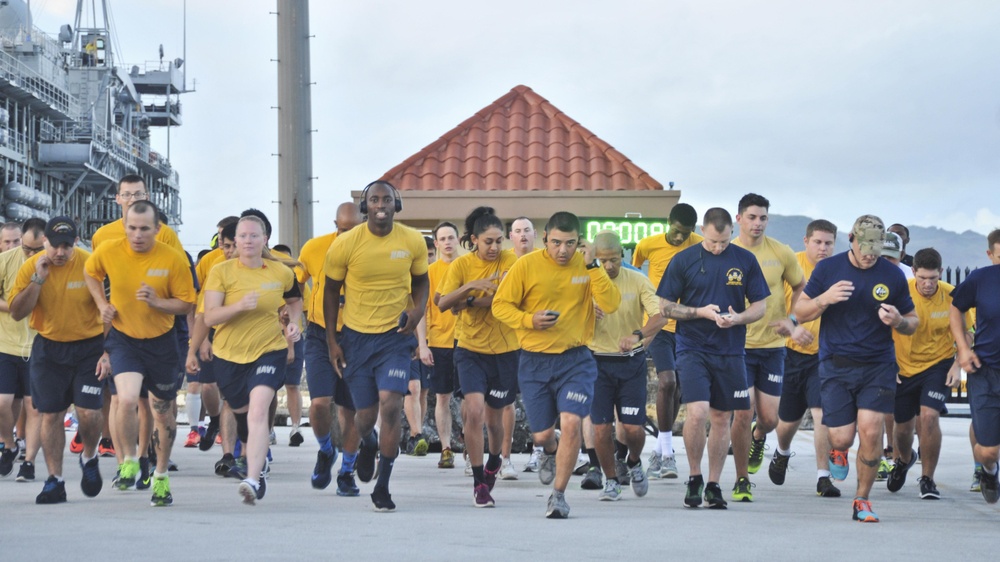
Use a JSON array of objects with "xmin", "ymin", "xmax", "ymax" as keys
[
  {"xmin": 438, "ymin": 207, "xmax": 519, "ymax": 508},
  {"xmin": 203, "ymin": 216, "xmax": 302, "ymax": 505}
]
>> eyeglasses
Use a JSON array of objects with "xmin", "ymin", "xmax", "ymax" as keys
[
  {"xmin": 119, "ymin": 192, "xmax": 147, "ymax": 200},
  {"xmin": 22, "ymin": 245, "xmax": 44, "ymax": 256}
]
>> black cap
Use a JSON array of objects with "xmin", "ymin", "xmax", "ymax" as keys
[{"xmin": 44, "ymin": 216, "xmax": 78, "ymax": 247}]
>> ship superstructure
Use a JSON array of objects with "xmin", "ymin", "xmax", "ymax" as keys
[{"xmin": 0, "ymin": 0, "xmax": 189, "ymax": 240}]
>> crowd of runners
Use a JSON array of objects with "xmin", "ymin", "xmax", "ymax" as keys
[{"xmin": 1, "ymin": 177, "xmax": 999, "ymax": 522}]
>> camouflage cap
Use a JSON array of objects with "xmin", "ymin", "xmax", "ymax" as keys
[
  {"xmin": 882, "ymin": 231, "xmax": 903, "ymax": 260},
  {"xmin": 852, "ymin": 214, "xmax": 885, "ymax": 256}
]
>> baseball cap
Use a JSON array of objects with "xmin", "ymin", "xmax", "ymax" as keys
[
  {"xmin": 882, "ymin": 231, "xmax": 903, "ymax": 260},
  {"xmin": 44, "ymin": 216, "xmax": 78, "ymax": 247},
  {"xmin": 851, "ymin": 214, "xmax": 885, "ymax": 256}
]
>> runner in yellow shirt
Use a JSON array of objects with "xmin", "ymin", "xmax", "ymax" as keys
[
  {"xmin": 438, "ymin": 207, "xmax": 519, "ymax": 507},
  {"xmin": 631, "ymin": 203, "xmax": 702, "ymax": 479},
  {"xmin": 0, "ymin": 219, "xmax": 43, "ymax": 481},
  {"xmin": 8, "ymin": 217, "xmax": 106, "ymax": 504},
  {"xmin": 493, "ymin": 211, "xmax": 621, "ymax": 518},
  {"xmin": 426, "ymin": 221, "xmax": 460, "ymax": 470},
  {"xmin": 204, "ymin": 215, "xmax": 302, "ymax": 505},
  {"xmin": 323, "ymin": 181, "xmax": 429, "ymax": 512},
  {"xmin": 297, "ymin": 202, "xmax": 364, "ymax": 497},
  {"xmin": 84, "ymin": 201, "xmax": 196, "ymax": 506},
  {"xmin": 91, "ymin": 174, "xmax": 184, "ymax": 253}
]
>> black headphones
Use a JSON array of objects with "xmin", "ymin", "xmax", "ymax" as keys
[{"xmin": 359, "ymin": 181, "xmax": 402, "ymax": 214}]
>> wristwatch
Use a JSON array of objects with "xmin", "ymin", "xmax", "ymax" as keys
[
  {"xmin": 30, "ymin": 273, "xmax": 45, "ymax": 286},
  {"xmin": 632, "ymin": 329, "xmax": 644, "ymax": 340},
  {"xmin": 586, "ymin": 260, "xmax": 600, "ymax": 270},
  {"xmin": 466, "ymin": 295, "xmax": 476, "ymax": 308}
]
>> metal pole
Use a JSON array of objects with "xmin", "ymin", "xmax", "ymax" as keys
[{"xmin": 276, "ymin": 0, "xmax": 314, "ymax": 254}]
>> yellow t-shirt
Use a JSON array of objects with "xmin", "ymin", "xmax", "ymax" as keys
[
  {"xmin": 733, "ymin": 235, "xmax": 803, "ymax": 349},
  {"xmin": 427, "ymin": 258, "xmax": 457, "ymax": 348},
  {"xmin": 324, "ymin": 224, "xmax": 429, "ymax": 334},
  {"xmin": 205, "ymin": 259, "xmax": 296, "ymax": 364},
  {"xmin": 894, "ymin": 279, "xmax": 970, "ymax": 378},
  {"xmin": 92, "ymin": 218, "xmax": 185, "ymax": 254},
  {"xmin": 439, "ymin": 250, "xmax": 518, "ymax": 354},
  {"xmin": 632, "ymin": 232, "xmax": 703, "ymax": 333},
  {"xmin": 85, "ymin": 238, "xmax": 196, "ymax": 339},
  {"xmin": 298, "ymin": 232, "xmax": 342, "ymax": 330},
  {"xmin": 196, "ymin": 248, "xmax": 226, "ymax": 287},
  {"xmin": 0, "ymin": 247, "xmax": 37, "ymax": 357},
  {"xmin": 785, "ymin": 252, "xmax": 821, "ymax": 355},
  {"xmin": 493, "ymin": 249, "xmax": 621, "ymax": 353},
  {"xmin": 589, "ymin": 267, "xmax": 660, "ymax": 354},
  {"xmin": 9, "ymin": 248, "xmax": 103, "ymax": 342}
]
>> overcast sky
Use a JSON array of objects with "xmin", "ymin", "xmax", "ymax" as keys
[{"xmin": 33, "ymin": 0, "xmax": 1000, "ymax": 251}]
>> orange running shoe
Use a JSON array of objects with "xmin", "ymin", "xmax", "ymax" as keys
[
  {"xmin": 98, "ymin": 437, "xmax": 116, "ymax": 458},
  {"xmin": 828, "ymin": 449, "xmax": 849, "ymax": 481},
  {"xmin": 184, "ymin": 429, "xmax": 200, "ymax": 448},
  {"xmin": 852, "ymin": 497, "xmax": 879, "ymax": 522},
  {"xmin": 69, "ymin": 432, "xmax": 84, "ymax": 454}
]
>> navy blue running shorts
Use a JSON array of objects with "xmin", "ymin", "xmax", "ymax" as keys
[
  {"xmin": 105, "ymin": 327, "xmax": 180, "ymax": 401},
  {"xmin": 591, "ymin": 353, "xmax": 648, "ymax": 425},
  {"xmin": 894, "ymin": 358, "xmax": 951, "ymax": 423},
  {"xmin": 969, "ymin": 364, "xmax": 1000, "ymax": 447},
  {"xmin": 744, "ymin": 347, "xmax": 785, "ymax": 397},
  {"xmin": 819, "ymin": 356, "xmax": 896, "ymax": 428},
  {"xmin": 428, "ymin": 345, "xmax": 460, "ymax": 396},
  {"xmin": 646, "ymin": 330, "xmax": 676, "ymax": 372},
  {"xmin": 30, "ymin": 335, "xmax": 103, "ymax": 413},
  {"xmin": 675, "ymin": 349, "xmax": 750, "ymax": 411},
  {"xmin": 340, "ymin": 326, "xmax": 415, "ymax": 410},
  {"xmin": 454, "ymin": 348, "xmax": 518, "ymax": 409},
  {"xmin": 0, "ymin": 351, "xmax": 30, "ymax": 398},
  {"xmin": 284, "ymin": 337, "xmax": 305, "ymax": 386},
  {"xmin": 303, "ymin": 323, "xmax": 354, "ymax": 409},
  {"xmin": 214, "ymin": 349, "xmax": 288, "ymax": 411},
  {"xmin": 518, "ymin": 346, "xmax": 597, "ymax": 432},
  {"xmin": 778, "ymin": 349, "xmax": 821, "ymax": 422}
]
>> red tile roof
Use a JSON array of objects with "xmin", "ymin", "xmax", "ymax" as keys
[{"xmin": 380, "ymin": 85, "xmax": 663, "ymax": 192}]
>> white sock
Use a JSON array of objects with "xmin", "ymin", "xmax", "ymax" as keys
[
  {"xmin": 776, "ymin": 447, "xmax": 791, "ymax": 456},
  {"xmin": 153, "ymin": 471, "xmax": 168, "ymax": 480},
  {"xmin": 658, "ymin": 432, "xmax": 672, "ymax": 457},
  {"xmin": 817, "ymin": 469, "xmax": 831, "ymax": 479},
  {"xmin": 81, "ymin": 452, "xmax": 97, "ymax": 464},
  {"xmin": 186, "ymin": 393, "xmax": 202, "ymax": 429}
]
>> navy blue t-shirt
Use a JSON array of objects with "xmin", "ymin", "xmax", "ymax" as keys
[
  {"xmin": 657, "ymin": 243, "xmax": 769, "ymax": 356},
  {"xmin": 951, "ymin": 264, "xmax": 1000, "ymax": 369},
  {"xmin": 804, "ymin": 252, "xmax": 914, "ymax": 363}
]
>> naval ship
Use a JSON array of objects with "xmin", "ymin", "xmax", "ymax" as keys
[{"xmin": 0, "ymin": 0, "xmax": 188, "ymax": 241}]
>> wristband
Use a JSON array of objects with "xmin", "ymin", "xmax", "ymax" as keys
[
  {"xmin": 466, "ymin": 295, "xmax": 476, "ymax": 308},
  {"xmin": 788, "ymin": 314, "xmax": 798, "ymax": 327}
]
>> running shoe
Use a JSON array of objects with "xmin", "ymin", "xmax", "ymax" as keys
[
  {"xmin": 731, "ymin": 477, "xmax": 754, "ymax": 502},
  {"xmin": 876, "ymin": 457, "xmax": 892, "ymax": 481},
  {"xmin": 599, "ymin": 478, "xmax": 622, "ymax": 501},
  {"xmin": 0, "ymin": 445, "xmax": 16, "ymax": 476},
  {"xmin": 412, "ymin": 434, "xmax": 428, "ymax": 456},
  {"xmin": 684, "ymin": 477, "xmax": 704, "ymax": 508},
  {"xmin": 150, "ymin": 475, "xmax": 173, "ymax": 507},
  {"xmin": 17, "ymin": 438, "xmax": 26, "ymax": 461},
  {"xmin": 545, "ymin": 492, "xmax": 570, "ymax": 519},
  {"xmin": 768, "ymin": 450, "xmax": 792, "ymax": 485},
  {"xmin": 704, "ymin": 482, "xmax": 728, "ymax": 509},
  {"xmin": 615, "ymin": 458, "xmax": 630, "ymax": 487},
  {"xmin": 646, "ymin": 451, "xmax": 663, "ymax": 480},
  {"xmin": 136, "ymin": 457, "xmax": 151, "ymax": 490},
  {"xmin": 371, "ymin": 486, "xmax": 396, "ymax": 512},
  {"xmin": 79, "ymin": 455, "xmax": 102, "ymax": 497},
  {"xmin": 238, "ymin": 478, "xmax": 264, "ymax": 506},
  {"xmin": 474, "ymin": 483, "xmax": 495, "ymax": 508},
  {"xmin": 828, "ymin": 449, "xmax": 850, "ymax": 481},
  {"xmin": 438, "ymin": 448, "xmax": 455, "ymax": 469},
  {"xmin": 971, "ymin": 467, "xmax": 983, "ymax": 492},
  {"xmin": 289, "ymin": 427, "xmax": 304, "ymax": 447},
  {"xmin": 887, "ymin": 452, "xmax": 917, "ymax": 493},
  {"xmin": 311, "ymin": 448, "xmax": 337, "ymax": 490},
  {"xmin": 269, "ymin": 429, "xmax": 277, "ymax": 445},
  {"xmin": 117, "ymin": 459, "xmax": 140, "ymax": 490},
  {"xmin": 499, "ymin": 457, "xmax": 518, "ymax": 480},
  {"xmin": 747, "ymin": 422, "xmax": 767, "ymax": 475},
  {"xmin": 852, "ymin": 497, "xmax": 879, "ymax": 522},
  {"xmin": 573, "ymin": 453, "xmax": 589, "ymax": 476},
  {"xmin": 36, "ymin": 475, "xmax": 67, "ymax": 504},
  {"xmin": 817, "ymin": 476, "xmax": 841, "ymax": 497},
  {"xmin": 229, "ymin": 456, "xmax": 248, "ymax": 480},
  {"xmin": 215, "ymin": 453, "xmax": 235, "ymax": 477},
  {"xmin": 357, "ymin": 430, "xmax": 378, "ymax": 483},
  {"xmin": 69, "ymin": 432, "xmax": 83, "ymax": 455},
  {"xmin": 16, "ymin": 461, "xmax": 35, "ymax": 482},
  {"xmin": 199, "ymin": 418, "xmax": 220, "ymax": 451},
  {"xmin": 112, "ymin": 465, "xmax": 120, "ymax": 487},
  {"xmin": 523, "ymin": 447, "xmax": 541, "ymax": 472},
  {"xmin": 98, "ymin": 437, "xmax": 115, "ymax": 458},
  {"xmin": 184, "ymin": 429, "xmax": 200, "ymax": 448},
  {"xmin": 580, "ymin": 467, "xmax": 603, "ymax": 490},
  {"xmin": 538, "ymin": 450, "xmax": 556, "ymax": 486},
  {"xmin": 918, "ymin": 476, "xmax": 940, "ymax": 500},
  {"xmin": 980, "ymin": 466, "xmax": 999, "ymax": 504},
  {"xmin": 661, "ymin": 455, "xmax": 679, "ymax": 479},
  {"xmin": 629, "ymin": 463, "xmax": 648, "ymax": 497},
  {"xmin": 484, "ymin": 464, "xmax": 500, "ymax": 491},
  {"xmin": 336, "ymin": 472, "xmax": 360, "ymax": 497}
]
